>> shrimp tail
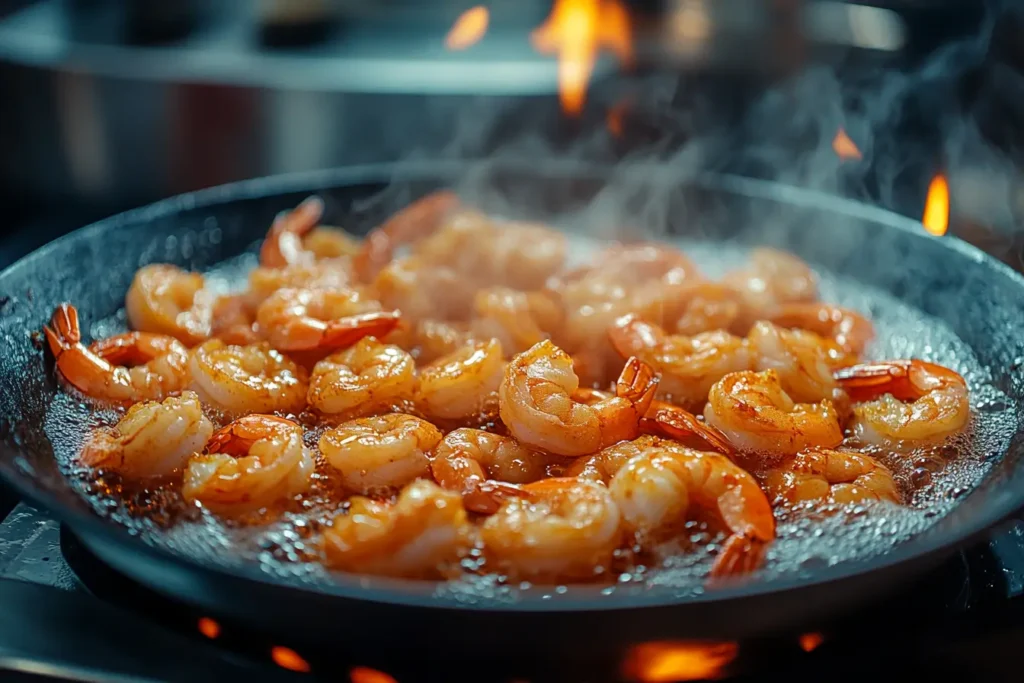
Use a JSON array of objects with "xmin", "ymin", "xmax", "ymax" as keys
[
  {"xmin": 615, "ymin": 356, "xmax": 660, "ymax": 416},
  {"xmin": 641, "ymin": 403, "xmax": 736, "ymax": 457},
  {"xmin": 44, "ymin": 303, "xmax": 81, "ymax": 355},
  {"xmin": 834, "ymin": 360, "xmax": 920, "ymax": 402},
  {"xmin": 323, "ymin": 311, "xmax": 402, "ymax": 350},
  {"xmin": 608, "ymin": 314, "xmax": 662, "ymax": 359},
  {"xmin": 260, "ymin": 196, "xmax": 324, "ymax": 267},
  {"xmin": 710, "ymin": 533, "xmax": 767, "ymax": 578},
  {"xmin": 207, "ymin": 414, "xmax": 295, "ymax": 456},
  {"xmin": 463, "ymin": 480, "xmax": 532, "ymax": 515}
]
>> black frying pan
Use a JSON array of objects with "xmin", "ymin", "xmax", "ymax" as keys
[{"xmin": 1, "ymin": 161, "xmax": 1023, "ymax": 672}]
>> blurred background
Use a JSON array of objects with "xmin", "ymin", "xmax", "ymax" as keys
[{"xmin": 0, "ymin": 0, "xmax": 1022, "ymax": 269}]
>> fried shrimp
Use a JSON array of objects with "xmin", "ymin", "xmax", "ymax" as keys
[
  {"xmin": 259, "ymin": 196, "xmax": 363, "ymax": 269},
  {"xmin": 470, "ymin": 287, "xmax": 563, "ymax": 355},
  {"xmin": 318, "ymin": 414, "xmax": 443, "ymax": 495},
  {"xmin": 255, "ymin": 287, "xmax": 400, "ymax": 353},
  {"xmin": 355, "ymin": 191, "xmax": 462, "ymax": 281},
  {"xmin": 704, "ymin": 370, "xmax": 843, "ymax": 456},
  {"xmin": 183, "ymin": 415, "xmax": 314, "ymax": 516},
  {"xmin": 747, "ymin": 321, "xmax": 849, "ymax": 409},
  {"xmin": 322, "ymin": 480, "xmax": 471, "ymax": 578},
  {"xmin": 723, "ymin": 247, "xmax": 818, "ymax": 312},
  {"xmin": 770, "ymin": 303, "xmax": 874, "ymax": 356},
  {"xmin": 431, "ymin": 428, "xmax": 547, "ymax": 514},
  {"xmin": 307, "ymin": 337, "xmax": 416, "ymax": 419},
  {"xmin": 415, "ymin": 339, "xmax": 504, "ymax": 422},
  {"xmin": 603, "ymin": 440, "xmax": 775, "ymax": 575},
  {"xmin": 835, "ymin": 360, "xmax": 970, "ymax": 445},
  {"xmin": 499, "ymin": 341, "xmax": 659, "ymax": 457},
  {"xmin": 45, "ymin": 304, "xmax": 189, "ymax": 403},
  {"xmin": 608, "ymin": 314, "xmax": 753, "ymax": 407},
  {"xmin": 763, "ymin": 448, "xmax": 900, "ymax": 507},
  {"xmin": 246, "ymin": 260, "xmax": 353, "ymax": 307},
  {"xmin": 125, "ymin": 264, "xmax": 212, "ymax": 346},
  {"xmin": 480, "ymin": 478, "xmax": 622, "ymax": 581},
  {"xmin": 372, "ymin": 256, "xmax": 472, "ymax": 323},
  {"xmin": 80, "ymin": 392, "xmax": 213, "ymax": 479},
  {"xmin": 188, "ymin": 339, "xmax": 308, "ymax": 415}
]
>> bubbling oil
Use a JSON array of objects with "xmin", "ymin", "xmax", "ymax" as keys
[{"xmin": 42, "ymin": 238, "xmax": 1018, "ymax": 603}]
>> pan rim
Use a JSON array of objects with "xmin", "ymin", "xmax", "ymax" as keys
[{"xmin": 2, "ymin": 159, "xmax": 1022, "ymax": 613}]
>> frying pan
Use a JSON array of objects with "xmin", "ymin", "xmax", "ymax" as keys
[{"xmin": 1, "ymin": 160, "xmax": 1023, "ymax": 672}]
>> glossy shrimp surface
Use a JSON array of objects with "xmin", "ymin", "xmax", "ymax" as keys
[
  {"xmin": 763, "ymin": 449, "xmax": 900, "ymax": 506},
  {"xmin": 188, "ymin": 339, "xmax": 308, "ymax": 416},
  {"xmin": 704, "ymin": 370, "xmax": 843, "ymax": 457},
  {"xmin": 183, "ymin": 415, "xmax": 314, "ymax": 516},
  {"xmin": 256, "ymin": 287, "xmax": 400, "ymax": 352},
  {"xmin": 499, "ymin": 341, "xmax": 659, "ymax": 457},
  {"xmin": 835, "ymin": 360, "xmax": 970, "ymax": 445},
  {"xmin": 81, "ymin": 392, "xmax": 213, "ymax": 479},
  {"xmin": 45, "ymin": 304, "xmax": 190, "ymax": 403},
  {"xmin": 307, "ymin": 337, "xmax": 416, "ymax": 419},
  {"xmin": 415, "ymin": 339, "xmax": 504, "ymax": 421},
  {"xmin": 125, "ymin": 264, "xmax": 212, "ymax": 346}
]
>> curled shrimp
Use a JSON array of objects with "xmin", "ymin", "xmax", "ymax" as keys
[
  {"xmin": 431, "ymin": 428, "xmax": 548, "ymax": 514},
  {"xmin": 183, "ymin": 415, "xmax": 314, "ymax": 516},
  {"xmin": 209, "ymin": 293, "xmax": 260, "ymax": 345},
  {"xmin": 834, "ymin": 360, "xmax": 969, "ymax": 445},
  {"xmin": 499, "ymin": 341, "xmax": 659, "ymax": 457},
  {"xmin": 247, "ymin": 261, "xmax": 353, "ymax": 308},
  {"xmin": 723, "ymin": 248, "xmax": 818, "ymax": 313},
  {"xmin": 355, "ymin": 191, "xmax": 462, "ymax": 281},
  {"xmin": 655, "ymin": 281, "xmax": 749, "ymax": 336},
  {"xmin": 763, "ymin": 448, "xmax": 900, "ymax": 506},
  {"xmin": 747, "ymin": 321, "xmax": 849, "ymax": 409},
  {"xmin": 770, "ymin": 303, "xmax": 874, "ymax": 356},
  {"xmin": 704, "ymin": 370, "xmax": 843, "ymax": 457},
  {"xmin": 255, "ymin": 287, "xmax": 400, "ymax": 352},
  {"xmin": 322, "ymin": 479, "xmax": 471, "ymax": 578},
  {"xmin": 385, "ymin": 318, "xmax": 473, "ymax": 364},
  {"xmin": 188, "ymin": 339, "xmax": 308, "ymax": 416},
  {"xmin": 608, "ymin": 314, "xmax": 753, "ymax": 407},
  {"xmin": 580, "ymin": 437, "xmax": 774, "ymax": 576},
  {"xmin": 259, "ymin": 196, "xmax": 363, "ymax": 268},
  {"xmin": 480, "ymin": 478, "xmax": 622, "ymax": 581},
  {"xmin": 80, "ymin": 392, "xmax": 213, "ymax": 479},
  {"xmin": 470, "ymin": 287, "xmax": 563, "ymax": 355},
  {"xmin": 414, "ymin": 339, "xmax": 504, "ymax": 422},
  {"xmin": 318, "ymin": 414, "xmax": 442, "ymax": 495},
  {"xmin": 307, "ymin": 337, "xmax": 416, "ymax": 419},
  {"xmin": 125, "ymin": 264, "xmax": 212, "ymax": 346},
  {"xmin": 45, "ymin": 304, "xmax": 189, "ymax": 403},
  {"xmin": 372, "ymin": 256, "xmax": 472, "ymax": 323}
]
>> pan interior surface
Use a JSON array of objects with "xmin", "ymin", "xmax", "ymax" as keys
[{"xmin": 1, "ymin": 162, "xmax": 1023, "ymax": 611}]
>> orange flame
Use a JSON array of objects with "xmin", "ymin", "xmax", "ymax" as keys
[
  {"xmin": 923, "ymin": 173, "xmax": 950, "ymax": 236},
  {"xmin": 350, "ymin": 666, "xmax": 399, "ymax": 683},
  {"xmin": 798, "ymin": 632, "xmax": 824, "ymax": 652},
  {"xmin": 532, "ymin": 0, "xmax": 633, "ymax": 116},
  {"xmin": 607, "ymin": 98, "xmax": 630, "ymax": 138},
  {"xmin": 271, "ymin": 646, "xmax": 311, "ymax": 673},
  {"xmin": 622, "ymin": 641, "xmax": 739, "ymax": 682},
  {"xmin": 196, "ymin": 617, "xmax": 221, "ymax": 639},
  {"xmin": 445, "ymin": 6, "xmax": 490, "ymax": 50},
  {"xmin": 832, "ymin": 128, "xmax": 862, "ymax": 160}
]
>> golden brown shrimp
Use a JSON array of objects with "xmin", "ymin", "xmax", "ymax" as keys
[
  {"xmin": 723, "ymin": 248, "xmax": 818, "ymax": 313},
  {"xmin": 499, "ymin": 342, "xmax": 659, "ymax": 457},
  {"xmin": 80, "ymin": 392, "xmax": 213, "ymax": 479},
  {"xmin": 188, "ymin": 339, "xmax": 308, "ymax": 416},
  {"xmin": 572, "ymin": 437, "xmax": 775, "ymax": 575},
  {"xmin": 470, "ymin": 287, "xmax": 564, "ymax": 355},
  {"xmin": 307, "ymin": 337, "xmax": 416, "ymax": 419},
  {"xmin": 834, "ymin": 360, "xmax": 970, "ymax": 445},
  {"xmin": 414, "ymin": 339, "xmax": 504, "ymax": 421},
  {"xmin": 372, "ymin": 256, "xmax": 473, "ymax": 323},
  {"xmin": 703, "ymin": 370, "xmax": 843, "ymax": 457},
  {"xmin": 322, "ymin": 479, "xmax": 471, "ymax": 578},
  {"xmin": 44, "ymin": 304, "xmax": 189, "ymax": 403},
  {"xmin": 355, "ymin": 191, "xmax": 462, "ymax": 282},
  {"xmin": 747, "ymin": 321, "xmax": 849, "ymax": 408},
  {"xmin": 318, "ymin": 414, "xmax": 442, "ymax": 495},
  {"xmin": 430, "ymin": 428, "xmax": 547, "ymax": 514},
  {"xmin": 183, "ymin": 415, "xmax": 314, "ymax": 516},
  {"xmin": 125, "ymin": 264, "xmax": 213, "ymax": 346},
  {"xmin": 608, "ymin": 314, "xmax": 753, "ymax": 407},
  {"xmin": 770, "ymin": 303, "xmax": 874, "ymax": 356},
  {"xmin": 209, "ymin": 293, "xmax": 260, "ymax": 345},
  {"xmin": 655, "ymin": 281, "xmax": 750, "ymax": 336},
  {"xmin": 384, "ymin": 318, "xmax": 474, "ymax": 364},
  {"xmin": 480, "ymin": 478, "xmax": 622, "ymax": 581},
  {"xmin": 641, "ymin": 401, "xmax": 737, "ymax": 457},
  {"xmin": 763, "ymin": 448, "xmax": 900, "ymax": 507},
  {"xmin": 246, "ymin": 260, "xmax": 353, "ymax": 307},
  {"xmin": 259, "ymin": 196, "xmax": 363, "ymax": 268},
  {"xmin": 255, "ymin": 287, "xmax": 400, "ymax": 353}
]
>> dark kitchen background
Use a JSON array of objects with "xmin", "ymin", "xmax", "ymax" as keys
[{"xmin": 2, "ymin": 1, "xmax": 1024, "ymax": 682}]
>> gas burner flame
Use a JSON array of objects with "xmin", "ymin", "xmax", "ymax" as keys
[
  {"xmin": 622, "ymin": 641, "xmax": 739, "ymax": 682},
  {"xmin": 531, "ymin": 0, "xmax": 633, "ymax": 117},
  {"xmin": 798, "ymin": 632, "xmax": 824, "ymax": 652},
  {"xmin": 196, "ymin": 616, "xmax": 221, "ymax": 639},
  {"xmin": 923, "ymin": 173, "xmax": 950, "ymax": 236},
  {"xmin": 271, "ymin": 646, "xmax": 311, "ymax": 673},
  {"xmin": 832, "ymin": 128, "xmax": 862, "ymax": 161},
  {"xmin": 445, "ymin": 6, "xmax": 489, "ymax": 50},
  {"xmin": 350, "ymin": 666, "xmax": 399, "ymax": 683}
]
